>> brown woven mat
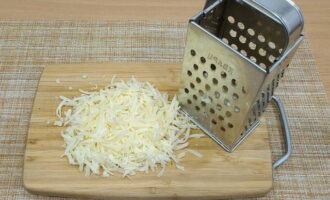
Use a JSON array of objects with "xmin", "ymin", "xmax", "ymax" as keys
[{"xmin": 0, "ymin": 21, "xmax": 329, "ymax": 200}]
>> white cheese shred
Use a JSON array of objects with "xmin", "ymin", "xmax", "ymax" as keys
[{"xmin": 55, "ymin": 77, "xmax": 201, "ymax": 177}]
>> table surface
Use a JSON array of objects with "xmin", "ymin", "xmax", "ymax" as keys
[{"xmin": 0, "ymin": 0, "xmax": 329, "ymax": 102}]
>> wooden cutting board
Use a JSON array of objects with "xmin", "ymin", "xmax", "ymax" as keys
[{"xmin": 23, "ymin": 63, "xmax": 273, "ymax": 199}]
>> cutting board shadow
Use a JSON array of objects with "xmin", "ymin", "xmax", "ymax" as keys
[{"xmin": 23, "ymin": 63, "xmax": 273, "ymax": 199}]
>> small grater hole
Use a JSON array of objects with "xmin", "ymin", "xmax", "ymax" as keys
[
  {"xmin": 193, "ymin": 64, "xmax": 199, "ymax": 70},
  {"xmin": 231, "ymin": 79, "xmax": 237, "ymax": 86},
  {"xmin": 201, "ymin": 101, "xmax": 206, "ymax": 107},
  {"xmin": 216, "ymin": 104, "xmax": 222, "ymax": 111},
  {"xmin": 210, "ymin": 108, "xmax": 215, "ymax": 114},
  {"xmin": 184, "ymin": 88, "xmax": 189, "ymax": 94},
  {"xmin": 232, "ymin": 93, "xmax": 239, "ymax": 100},
  {"xmin": 234, "ymin": 106, "xmax": 240, "ymax": 113},
  {"xmin": 210, "ymin": 64, "xmax": 216, "ymax": 71},
  {"xmin": 200, "ymin": 57, "xmax": 206, "ymax": 64},
  {"xmin": 260, "ymin": 63, "xmax": 266, "ymax": 69},
  {"xmin": 242, "ymin": 86, "xmax": 247, "ymax": 94},
  {"xmin": 240, "ymin": 49, "xmax": 247, "ymax": 56},
  {"xmin": 224, "ymin": 99, "xmax": 231, "ymax": 107},
  {"xmin": 249, "ymin": 42, "xmax": 256, "ymax": 50},
  {"xmin": 257, "ymin": 35, "xmax": 265, "ymax": 43},
  {"xmin": 190, "ymin": 49, "xmax": 196, "ymax": 56},
  {"xmin": 220, "ymin": 126, "xmax": 226, "ymax": 132},
  {"xmin": 212, "ymin": 78, "xmax": 218, "ymax": 85},
  {"xmin": 190, "ymin": 82, "xmax": 195, "ymax": 89},
  {"xmin": 218, "ymin": 115, "xmax": 224, "ymax": 121},
  {"xmin": 239, "ymin": 35, "xmax": 247, "ymax": 44},
  {"xmin": 228, "ymin": 16, "xmax": 235, "ymax": 24},
  {"xmin": 247, "ymin": 28, "xmax": 255, "ymax": 36},
  {"xmin": 221, "ymin": 71, "xmax": 227, "ymax": 78},
  {"xmin": 259, "ymin": 48, "xmax": 266, "ymax": 56},
  {"xmin": 226, "ymin": 111, "xmax": 232, "ymax": 117},
  {"xmin": 196, "ymin": 77, "xmax": 201, "ymax": 83},
  {"xmin": 222, "ymin": 38, "xmax": 229, "ymax": 44},
  {"xmin": 214, "ymin": 91, "xmax": 220, "ymax": 99},
  {"xmin": 279, "ymin": 48, "xmax": 283, "ymax": 53},
  {"xmin": 195, "ymin": 106, "xmax": 200, "ymax": 111},
  {"xmin": 193, "ymin": 94, "xmax": 198, "ymax": 100},
  {"xmin": 229, "ymin": 29, "xmax": 237, "ymax": 38},
  {"xmin": 187, "ymin": 99, "xmax": 192, "ymax": 104},
  {"xmin": 269, "ymin": 55, "xmax": 276, "ymax": 63},
  {"xmin": 205, "ymin": 84, "xmax": 211, "ymax": 91},
  {"xmin": 203, "ymin": 71, "xmax": 208, "ymax": 78},
  {"xmin": 231, "ymin": 44, "xmax": 238, "ymax": 50},
  {"xmin": 237, "ymin": 22, "xmax": 245, "ymax": 30},
  {"xmin": 228, "ymin": 123, "xmax": 234, "ymax": 128},
  {"xmin": 187, "ymin": 70, "xmax": 192, "ymax": 76},
  {"xmin": 268, "ymin": 41, "xmax": 276, "ymax": 49},
  {"xmin": 222, "ymin": 85, "xmax": 228, "ymax": 93},
  {"xmin": 212, "ymin": 119, "xmax": 217, "ymax": 125},
  {"xmin": 199, "ymin": 90, "xmax": 204, "ymax": 96},
  {"xmin": 250, "ymin": 56, "xmax": 257, "ymax": 63},
  {"xmin": 208, "ymin": 96, "xmax": 213, "ymax": 103}
]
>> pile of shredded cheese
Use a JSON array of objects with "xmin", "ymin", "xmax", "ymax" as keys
[{"xmin": 54, "ymin": 77, "xmax": 203, "ymax": 177}]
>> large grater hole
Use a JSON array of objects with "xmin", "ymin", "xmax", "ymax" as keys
[
  {"xmin": 259, "ymin": 48, "xmax": 266, "ymax": 56},
  {"xmin": 198, "ymin": 90, "xmax": 204, "ymax": 96},
  {"xmin": 220, "ymin": 126, "xmax": 226, "ymax": 132},
  {"xmin": 196, "ymin": 77, "xmax": 201, "ymax": 83},
  {"xmin": 257, "ymin": 35, "xmax": 265, "ymax": 43},
  {"xmin": 193, "ymin": 64, "xmax": 199, "ymax": 70},
  {"xmin": 212, "ymin": 78, "xmax": 218, "ymax": 85},
  {"xmin": 205, "ymin": 84, "xmax": 211, "ymax": 91},
  {"xmin": 201, "ymin": 101, "xmax": 206, "ymax": 107},
  {"xmin": 222, "ymin": 38, "xmax": 229, "ymax": 44},
  {"xmin": 210, "ymin": 64, "xmax": 216, "ymax": 71},
  {"xmin": 249, "ymin": 42, "xmax": 256, "ymax": 50},
  {"xmin": 210, "ymin": 108, "xmax": 215, "ymax": 114},
  {"xmin": 193, "ymin": 94, "xmax": 197, "ymax": 100},
  {"xmin": 222, "ymin": 85, "xmax": 228, "ymax": 93},
  {"xmin": 232, "ymin": 93, "xmax": 239, "ymax": 100},
  {"xmin": 221, "ymin": 71, "xmax": 227, "ymax": 78},
  {"xmin": 190, "ymin": 49, "xmax": 196, "ymax": 56},
  {"xmin": 224, "ymin": 98, "xmax": 231, "ymax": 106},
  {"xmin": 250, "ymin": 56, "xmax": 257, "ymax": 63},
  {"xmin": 187, "ymin": 70, "xmax": 192, "ymax": 76},
  {"xmin": 231, "ymin": 44, "xmax": 238, "ymax": 50},
  {"xmin": 260, "ymin": 63, "xmax": 266, "ymax": 69},
  {"xmin": 195, "ymin": 106, "xmax": 200, "ymax": 111},
  {"xmin": 214, "ymin": 91, "xmax": 220, "ymax": 99},
  {"xmin": 247, "ymin": 28, "xmax": 255, "ymax": 36},
  {"xmin": 268, "ymin": 41, "xmax": 276, "ymax": 49},
  {"xmin": 184, "ymin": 88, "xmax": 189, "ymax": 93},
  {"xmin": 240, "ymin": 49, "xmax": 247, "ymax": 56},
  {"xmin": 212, "ymin": 119, "xmax": 217, "ymax": 125},
  {"xmin": 218, "ymin": 115, "xmax": 224, "ymax": 121},
  {"xmin": 187, "ymin": 99, "xmax": 192, "ymax": 104},
  {"xmin": 269, "ymin": 55, "xmax": 276, "ymax": 63},
  {"xmin": 239, "ymin": 35, "xmax": 247, "ymax": 44},
  {"xmin": 226, "ymin": 111, "xmax": 232, "ymax": 118},
  {"xmin": 234, "ymin": 106, "xmax": 240, "ymax": 113},
  {"xmin": 228, "ymin": 123, "xmax": 234, "ymax": 128},
  {"xmin": 203, "ymin": 71, "xmax": 208, "ymax": 78},
  {"xmin": 237, "ymin": 22, "xmax": 245, "ymax": 30},
  {"xmin": 200, "ymin": 57, "xmax": 206, "ymax": 64},
  {"xmin": 190, "ymin": 82, "xmax": 195, "ymax": 89},
  {"xmin": 228, "ymin": 16, "xmax": 235, "ymax": 24},
  {"xmin": 229, "ymin": 29, "xmax": 237, "ymax": 38},
  {"xmin": 231, "ymin": 79, "xmax": 237, "ymax": 86},
  {"xmin": 216, "ymin": 104, "xmax": 222, "ymax": 111}
]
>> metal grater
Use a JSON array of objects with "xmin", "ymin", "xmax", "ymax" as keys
[{"xmin": 178, "ymin": 0, "xmax": 304, "ymax": 154}]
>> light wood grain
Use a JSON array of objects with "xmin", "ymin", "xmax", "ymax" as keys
[
  {"xmin": 0, "ymin": 0, "xmax": 328, "ymax": 102},
  {"xmin": 24, "ymin": 63, "xmax": 273, "ymax": 199}
]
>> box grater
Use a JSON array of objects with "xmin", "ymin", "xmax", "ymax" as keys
[{"xmin": 178, "ymin": 0, "xmax": 304, "ymax": 158}]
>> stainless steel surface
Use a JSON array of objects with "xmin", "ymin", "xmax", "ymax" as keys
[
  {"xmin": 271, "ymin": 96, "xmax": 292, "ymax": 169},
  {"xmin": 178, "ymin": 0, "xmax": 304, "ymax": 152}
]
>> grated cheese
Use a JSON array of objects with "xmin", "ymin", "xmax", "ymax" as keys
[{"xmin": 54, "ymin": 77, "xmax": 203, "ymax": 177}]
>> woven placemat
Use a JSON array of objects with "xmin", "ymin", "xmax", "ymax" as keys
[{"xmin": 0, "ymin": 21, "xmax": 329, "ymax": 200}]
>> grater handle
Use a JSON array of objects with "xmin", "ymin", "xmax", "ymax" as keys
[{"xmin": 271, "ymin": 96, "xmax": 292, "ymax": 169}]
